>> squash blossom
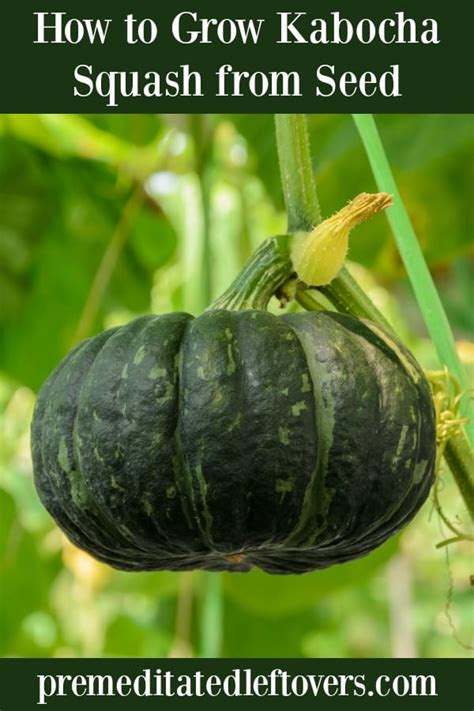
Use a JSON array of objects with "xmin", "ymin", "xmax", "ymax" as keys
[{"xmin": 291, "ymin": 192, "xmax": 393, "ymax": 286}]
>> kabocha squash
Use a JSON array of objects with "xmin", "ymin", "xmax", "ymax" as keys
[{"xmin": 31, "ymin": 229, "xmax": 436, "ymax": 574}]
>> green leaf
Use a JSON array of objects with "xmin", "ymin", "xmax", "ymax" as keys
[
  {"xmin": 0, "ymin": 490, "xmax": 59, "ymax": 654},
  {"xmin": 0, "ymin": 141, "xmax": 176, "ymax": 389},
  {"xmin": 129, "ymin": 211, "xmax": 177, "ymax": 271},
  {"xmin": 4, "ymin": 115, "xmax": 167, "ymax": 179},
  {"xmin": 104, "ymin": 614, "xmax": 172, "ymax": 657},
  {"xmin": 107, "ymin": 570, "xmax": 180, "ymax": 599},
  {"xmin": 221, "ymin": 597, "xmax": 318, "ymax": 657}
]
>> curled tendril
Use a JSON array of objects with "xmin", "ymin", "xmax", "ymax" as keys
[
  {"xmin": 425, "ymin": 367, "xmax": 473, "ymax": 547},
  {"xmin": 426, "ymin": 368, "xmax": 473, "ymax": 650}
]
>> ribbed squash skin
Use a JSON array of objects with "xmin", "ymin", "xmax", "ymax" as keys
[{"xmin": 31, "ymin": 310, "xmax": 435, "ymax": 574}]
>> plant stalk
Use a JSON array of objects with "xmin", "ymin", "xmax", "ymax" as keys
[
  {"xmin": 275, "ymin": 115, "xmax": 322, "ymax": 232},
  {"xmin": 191, "ymin": 115, "xmax": 214, "ymax": 310},
  {"xmin": 319, "ymin": 268, "xmax": 393, "ymax": 331},
  {"xmin": 444, "ymin": 435, "xmax": 474, "ymax": 521}
]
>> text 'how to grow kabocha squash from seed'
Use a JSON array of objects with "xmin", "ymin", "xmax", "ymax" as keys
[{"xmin": 31, "ymin": 194, "xmax": 436, "ymax": 574}]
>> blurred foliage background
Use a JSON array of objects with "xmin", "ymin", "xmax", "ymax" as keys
[{"xmin": 0, "ymin": 113, "xmax": 472, "ymax": 658}]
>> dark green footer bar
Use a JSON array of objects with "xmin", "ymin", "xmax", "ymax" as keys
[{"xmin": 0, "ymin": 659, "xmax": 470, "ymax": 710}]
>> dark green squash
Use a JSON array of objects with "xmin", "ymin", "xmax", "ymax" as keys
[{"xmin": 31, "ymin": 237, "xmax": 436, "ymax": 574}]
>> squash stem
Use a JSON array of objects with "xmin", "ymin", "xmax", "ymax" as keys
[{"xmin": 208, "ymin": 235, "xmax": 293, "ymax": 311}]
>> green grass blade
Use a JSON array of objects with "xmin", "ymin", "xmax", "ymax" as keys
[{"xmin": 352, "ymin": 114, "xmax": 472, "ymax": 445}]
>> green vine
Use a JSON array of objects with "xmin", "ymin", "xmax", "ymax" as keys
[{"xmin": 274, "ymin": 114, "xmax": 321, "ymax": 232}]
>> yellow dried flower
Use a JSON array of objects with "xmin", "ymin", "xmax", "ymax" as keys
[{"xmin": 291, "ymin": 192, "xmax": 393, "ymax": 286}]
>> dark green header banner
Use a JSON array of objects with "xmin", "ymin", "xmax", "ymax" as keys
[
  {"xmin": 0, "ymin": 659, "xmax": 471, "ymax": 709},
  {"xmin": 1, "ymin": 0, "xmax": 473, "ymax": 112}
]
